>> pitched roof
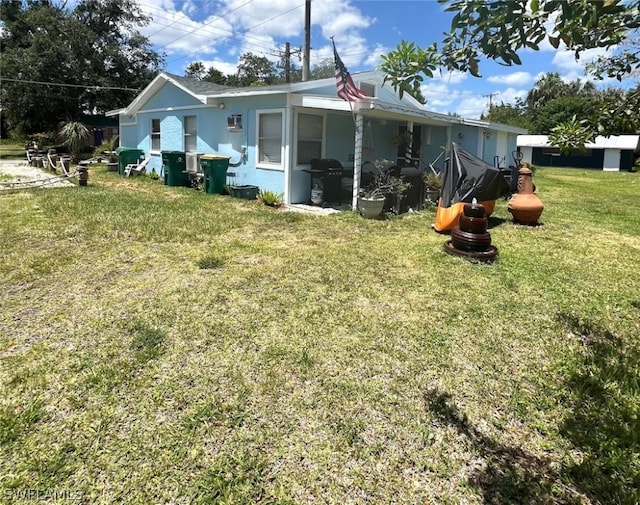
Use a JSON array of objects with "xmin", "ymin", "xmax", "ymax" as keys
[
  {"xmin": 163, "ymin": 72, "xmax": 231, "ymax": 95},
  {"xmin": 107, "ymin": 70, "xmax": 527, "ymax": 134},
  {"xmin": 108, "ymin": 70, "xmax": 386, "ymax": 116}
]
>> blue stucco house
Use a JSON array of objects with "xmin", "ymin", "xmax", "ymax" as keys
[{"xmin": 108, "ymin": 71, "xmax": 526, "ymax": 209}]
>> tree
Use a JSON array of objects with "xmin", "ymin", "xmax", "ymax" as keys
[
  {"xmin": 203, "ymin": 68, "xmax": 227, "ymax": 85},
  {"xmin": 229, "ymin": 53, "xmax": 277, "ymax": 87},
  {"xmin": 596, "ymin": 86, "xmax": 640, "ymax": 135},
  {"xmin": 588, "ymin": 34, "xmax": 640, "ymax": 81},
  {"xmin": 184, "ymin": 62, "xmax": 227, "ymax": 84},
  {"xmin": 526, "ymin": 73, "xmax": 569, "ymax": 111},
  {"xmin": 185, "ymin": 62, "xmax": 207, "ymax": 80},
  {"xmin": 0, "ymin": 0, "xmax": 162, "ymax": 136},
  {"xmin": 484, "ymin": 99, "xmax": 529, "ymax": 130},
  {"xmin": 526, "ymin": 73, "xmax": 598, "ymax": 112},
  {"xmin": 379, "ymin": 40, "xmax": 440, "ymax": 99},
  {"xmin": 379, "ymin": 0, "xmax": 640, "ymax": 148},
  {"xmin": 548, "ymin": 115, "xmax": 594, "ymax": 156},
  {"xmin": 310, "ymin": 58, "xmax": 336, "ymax": 80},
  {"xmin": 529, "ymin": 95, "xmax": 599, "ymax": 134},
  {"xmin": 380, "ymin": 0, "xmax": 640, "ymax": 95}
]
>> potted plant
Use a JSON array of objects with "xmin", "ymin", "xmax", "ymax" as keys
[
  {"xmin": 358, "ymin": 162, "xmax": 411, "ymax": 218},
  {"xmin": 423, "ymin": 171, "xmax": 442, "ymax": 204},
  {"xmin": 391, "ymin": 130, "xmax": 412, "ymax": 149}
]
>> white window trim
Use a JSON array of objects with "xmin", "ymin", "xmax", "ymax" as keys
[
  {"xmin": 256, "ymin": 108, "xmax": 285, "ymax": 171},
  {"xmin": 184, "ymin": 115, "xmax": 197, "ymax": 153},
  {"xmin": 294, "ymin": 110, "xmax": 326, "ymax": 170},
  {"xmin": 151, "ymin": 118, "xmax": 161, "ymax": 152}
]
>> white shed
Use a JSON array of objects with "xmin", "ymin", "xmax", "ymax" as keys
[{"xmin": 517, "ymin": 134, "xmax": 639, "ymax": 171}]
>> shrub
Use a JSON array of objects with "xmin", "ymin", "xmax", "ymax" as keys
[
  {"xmin": 29, "ymin": 132, "xmax": 57, "ymax": 150},
  {"xmin": 258, "ymin": 189, "xmax": 283, "ymax": 207},
  {"xmin": 197, "ymin": 255, "xmax": 224, "ymax": 270}
]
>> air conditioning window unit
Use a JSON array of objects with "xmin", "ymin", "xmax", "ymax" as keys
[
  {"xmin": 186, "ymin": 152, "xmax": 201, "ymax": 173},
  {"xmin": 227, "ymin": 114, "xmax": 243, "ymax": 132}
]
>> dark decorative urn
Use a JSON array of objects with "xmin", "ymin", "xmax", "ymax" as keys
[{"xmin": 444, "ymin": 200, "xmax": 498, "ymax": 262}]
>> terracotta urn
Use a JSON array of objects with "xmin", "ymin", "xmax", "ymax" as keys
[{"xmin": 508, "ymin": 166, "xmax": 544, "ymax": 225}]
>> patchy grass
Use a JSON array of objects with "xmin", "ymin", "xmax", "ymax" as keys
[
  {"xmin": 0, "ymin": 140, "xmax": 26, "ymax": 159},
  {"xmin": 0, "ymin": 164, "xmax": 639, "ymax": 504}
]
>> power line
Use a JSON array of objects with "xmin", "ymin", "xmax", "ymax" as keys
[
  {"xmin": 483, "ymin": 92, "xmax": 499, "ymax": 109},
  {"xmin": 156, "ymin": 1, "xmax": 302, "ymax": 62},
  {"xmin": 139, "ymin": 5, "xmax": 276, "ymax": 53},
  {"xmin": 144, "ymin": 0, "xmax": 217, "ymax": 39},
  {"xmin": 160, "ymin": 3, "xmax": 305, "ymax": 67},
  {"xmin": 144, "ymin": 0, "xmax": 256, "ymax": 44},
  {"xmin": 139, "ymin": 3, "xmax": 377, "ymax": 73},
  {"xmin": 272, "ymin": 42, "xmax": 303, "ymax": 83},
  {"xmin": 0, "ymin": 77, "xmax": 140, "ymax": 91}
]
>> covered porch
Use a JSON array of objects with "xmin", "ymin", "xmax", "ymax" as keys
[{"xmin": 287, "ymin": 95, "xmax": 458, "ymax": 212}]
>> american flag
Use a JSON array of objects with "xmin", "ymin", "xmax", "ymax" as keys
[{"xmin": 332, "ymin": 39, "xmax": 368, "ymax": 101}]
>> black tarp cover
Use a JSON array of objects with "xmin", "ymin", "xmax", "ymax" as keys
[{"xmin": 440, "ymin": 143, "xmax": 510, "ymax": 207}]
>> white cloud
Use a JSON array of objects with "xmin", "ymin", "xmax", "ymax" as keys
[
  {"xmin": 549, "ymin": 47, "xmax": 623, "ymax": 87},
  {"xmin": 487, "ymin": 71, "xmax": 534, "ymax": 86},
  {"xmin": 364, "ymin": 43, "xmax": 390, "ymax": 69},
  {"xmin": 143, "ymin": 0, "xmax": 379, "ymax": 73},
  {"xmin": 421, "ymin": 80, "xmax": 481, "ymax": 115},
  {"xmin": 139, "ymin": 3, "xmax": 236, "ymax": 58},
  {"xmin": 455, "ymin": 96, "xmax": 489, "ymax": 119},
  {"xmin": 421, "ymin": 79, "xmax": 528, "ymax": 119},
  {"xmin": 495, "ymin": 87, "xmax": 528, "ymax": 105},
  {"xmin": 551, "ymin": 47, "xmax": 607, "ymax": 72},
  {"xmin": 421, "ymin": 83, "xmax": 457, "ymax": 109},
  {"xmin": 432, "ymin": 69, "xmax": 468, "ymax": 86},
  {"xmin": 193, "ymin": 59, "xmax": 239, "ymax": 76}
]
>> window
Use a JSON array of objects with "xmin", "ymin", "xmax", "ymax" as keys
[
  {"xmin": 227, "ymin": 115, "xmax": 243, "ymax": 131},
  {"xmin": 360, "ymin": 82, "xmax": 375, "ymax": 98},
  {"xmin": 297, "ymin": 113, "xmax": 323, "ymax": 164},
  {"xmin": 542, "ymin": 147, "xmax": 592, "ymax": 158},
  {"xmin": 257, "ymin": 110, "xmax": 283, "ymax": 168},
  {"xmin": 184, "ymin": 115, "xmax": 197, "ymax": 152},
  {"xmin": 151, "ymin": 119, "xmax": 160, "ymax": 151}
]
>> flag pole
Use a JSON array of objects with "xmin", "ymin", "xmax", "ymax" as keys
[{"xmin": 331, "ymin": 36, "xmax": 365, "ymax": 210}]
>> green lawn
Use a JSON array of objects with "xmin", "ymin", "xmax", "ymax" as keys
[{"xmin": 1, "ymin": 165, "xmax": 639, "ymax": 504}]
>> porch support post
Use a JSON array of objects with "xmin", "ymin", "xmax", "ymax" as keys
[
  {"xmin": 405, "ymin": 121, "xmax": 414, "ymax": 165},
  {"xmin": 351, "ymin": 113, "xmax": 364, "ymax": 210}
]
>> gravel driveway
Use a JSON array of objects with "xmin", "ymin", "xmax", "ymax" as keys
[{"xmin": 0, "ymin": 159, "xmax": 74, "ymax": 188}]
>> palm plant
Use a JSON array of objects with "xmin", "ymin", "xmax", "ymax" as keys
[
  {"xmin": 59, "ymin": 121, "xmax": 89, "ymax": 161},
  {"xmin": 93, "ymin": 135, "xmax": 120, "ymax": 162}
]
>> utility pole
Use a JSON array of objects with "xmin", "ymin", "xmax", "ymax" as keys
[
  {"xmin": 483, "ymin": 92, "xmax": 499, "ymax": 111},
  {"xmin": 302, "ymin": 0, "xmax": 311, "ymax": 81},
  {"xmin": 273, "ymin": 43, "xmax": 302, "ymax": 83},
  {"xmin": 285, "ymin": 42, "xmax": 291, "ymax": 83}
]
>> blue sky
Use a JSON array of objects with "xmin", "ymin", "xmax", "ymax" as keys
[{"xmin": 138, "ymin": 0, "xmax": 621, "ymax": 119}]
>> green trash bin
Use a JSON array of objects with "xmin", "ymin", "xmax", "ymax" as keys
[
  {"xmin": 115, "ymin": 147, "xmax": 145, "ymax": 176},
  {"xmin": 162, "ymin": 151, "xmax": 189, "ymax": 187},
  {"xmin": 201, "ymin": 155, "xmax": 231, "ymax": 194}
]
